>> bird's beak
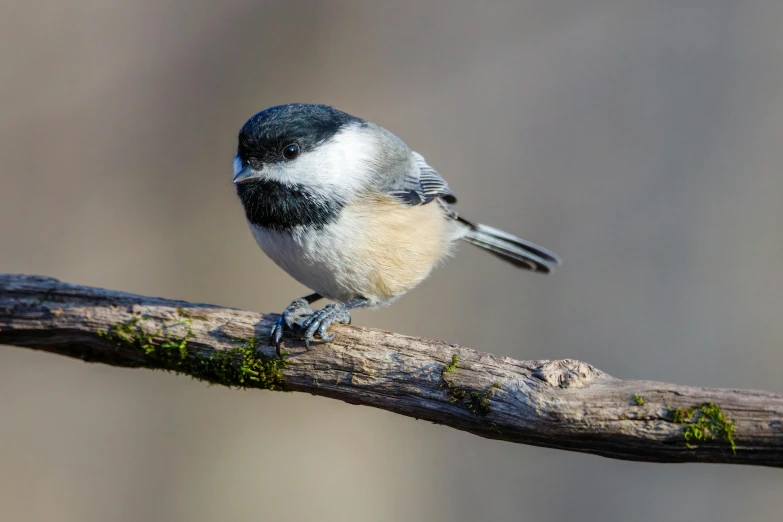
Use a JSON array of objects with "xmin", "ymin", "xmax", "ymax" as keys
[
  {"xmin": 232, "ymin": 165, "xmax": 261, "ymax": 184},
  {"xmin": 233, "ymin": 154, "xmax": 263, "ymax": 184}
]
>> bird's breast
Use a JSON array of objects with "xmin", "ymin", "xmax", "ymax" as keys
[{"xmin": 250, "ymin": 196, "xmax": 457, "ymax": 305}]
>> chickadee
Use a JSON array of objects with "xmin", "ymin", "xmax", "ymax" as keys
[{"xmin": 233, "ymin": 104, "xmax": 560, "ymax": 352}]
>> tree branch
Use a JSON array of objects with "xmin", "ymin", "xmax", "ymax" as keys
[{"xmin": 1, "ymin": 274, "xmax": 781, "ymax": 467}]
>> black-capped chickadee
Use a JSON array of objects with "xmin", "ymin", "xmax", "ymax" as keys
[{"xmin": 233, "ymin": 104, "xmax": 561, "ymax": 352}]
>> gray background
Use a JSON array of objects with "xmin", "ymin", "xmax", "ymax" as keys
[{"xmin": 1, "ymin": 1, "xmax": 782, "ymax": 521}]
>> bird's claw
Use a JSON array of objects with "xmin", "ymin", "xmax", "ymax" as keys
[
  {"xmin": 269, "ymin": 300, "xmax": 352, "ymax": 352},
  {"xmin": 300, "ymin": 303, "xmax": 351, "ymax": 349},
  {"xmin": 269, "ymin": 298, "xmax": 315, "ymax": 354}
]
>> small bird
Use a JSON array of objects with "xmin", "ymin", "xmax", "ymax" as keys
[{"xmin": 233, "ymin": 104, "xmax": 561, "ymax": 352}]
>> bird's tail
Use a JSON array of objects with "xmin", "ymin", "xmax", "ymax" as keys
[{"xmin": 457, "ymin": 216, "xmax": 561, "ymax": 273}]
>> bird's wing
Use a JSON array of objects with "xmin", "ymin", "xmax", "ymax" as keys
[{"xmin": 388, "ymin": 151, "xmax": 458, "ymax": 206}]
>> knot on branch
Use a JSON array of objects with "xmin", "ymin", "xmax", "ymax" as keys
[{"xmin": 532, "ymin": 359, "xmax": 606, "ymax": 388}]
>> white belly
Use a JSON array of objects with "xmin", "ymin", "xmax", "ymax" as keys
[
  {"xmin": 250, "ymin": 223, "xmax": 362, "ymax": 303},
  {"xmin": 250, "ymin": 198, "xmax": 462, "ymax": 305}
]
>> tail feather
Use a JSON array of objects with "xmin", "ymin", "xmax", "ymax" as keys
[{"xmin": 457, "ymin": 217, "xmax": 561, "ymax": 274}]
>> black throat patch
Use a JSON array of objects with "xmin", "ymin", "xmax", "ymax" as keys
[{"xmin": 236, "ymin": 179, "xmax": 344, "ymax": 231}]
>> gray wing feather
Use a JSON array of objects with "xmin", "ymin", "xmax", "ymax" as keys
[
  {"xmin": 390, "ymin": 151, "xmax": 457, "ymax": 205},
  {"xmin": 379, "ymin": 144, "xmax": 562, "ymax": 273}
]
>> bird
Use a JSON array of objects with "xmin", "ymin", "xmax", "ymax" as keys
[{"xmin": 232, "ymin": 104, "xmax": 561, "ymax": 353}]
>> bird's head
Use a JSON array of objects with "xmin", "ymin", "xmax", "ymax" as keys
[{"xmin": 233, "ymin": 103, "xmax": 374, "ymax": 195}]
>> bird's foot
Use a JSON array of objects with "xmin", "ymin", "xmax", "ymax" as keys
[
  {"xmin": 270, "ymin": 297, "xmax": 317, "ymax": 353},
  {"xmin": 300, "ymin": 303, "xmax": 352, "ymax": 349},
  {"xmin": 270, "ymin": 297, "xmax": 367, "ymax": 352}
]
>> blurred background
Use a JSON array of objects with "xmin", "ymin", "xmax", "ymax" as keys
[{"xmin": 1, "ymin": 1, "xmax": 782, "ymax": 521}]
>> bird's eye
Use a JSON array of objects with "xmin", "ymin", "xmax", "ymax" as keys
[{"xmin": 282, "ymin": 143, "xmax": 300, "ymax": 160}]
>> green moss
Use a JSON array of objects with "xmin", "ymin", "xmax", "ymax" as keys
[
  {"xmin": 97, "ymin": 315, "xmax": 287, "ymax": 390},
  {"xmin": 669, "ymin": 406, "xmax": 692, "ymax": 424},
  {"xmin": 667, "ymin": 402, "xmax": 736, "ymax": 454},
  {"xmin": 440, "ymin": 356, "xmax": 501, "ymax": 432},
  {"xmin": 450, "ymin": 382, "xmax": 500, "ymax": 418},
  {"xmin": 444, "ymin": 354, "xmax": 459, "ymax": 373},
  {"xmin": 633, "ymin": 393, "xmax": 645, "ymax": 406}
]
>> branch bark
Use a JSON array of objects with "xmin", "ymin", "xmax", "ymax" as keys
[{"xmin": 1, "ymin": 274, "xmax": 781, "ymax": 467}]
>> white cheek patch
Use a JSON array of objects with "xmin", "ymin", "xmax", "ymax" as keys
[
  {"xmin": 323, "ymin": 124, "xmax": 377, "ymax": 189},
  {"xmin": 263, "ymin": 123, "xmax": 376, "ymax": 196}
]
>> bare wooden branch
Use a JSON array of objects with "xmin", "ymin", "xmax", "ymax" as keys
[{"xmin": 1, "ymin": 274, "xmax": 781, "ymax": 467}]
